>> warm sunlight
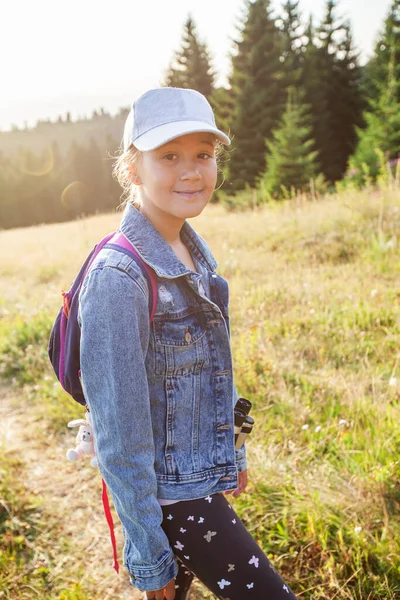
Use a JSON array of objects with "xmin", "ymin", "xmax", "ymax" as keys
[{"xmin": 0, "ymin": 0, "xmax": 392, "ymax": 131}]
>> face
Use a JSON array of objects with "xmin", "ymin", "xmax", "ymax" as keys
[{"xmin": 132, "ymin": 132, "xmax": 218, "ymax": 221}]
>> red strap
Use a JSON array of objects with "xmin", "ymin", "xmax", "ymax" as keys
[
  {"xmin": 102, "ymin": 478, "xmax": 119, "ymax": 573},
  {"xmin": 99, "ymin": 230, "xmax": 157, "ymax": 575}
]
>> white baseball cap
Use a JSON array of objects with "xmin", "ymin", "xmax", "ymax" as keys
[{"xmin": 123, "ymin": 87, "xmax": 231, "ymax": 152}]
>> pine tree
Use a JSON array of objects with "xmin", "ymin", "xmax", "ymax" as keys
[
  {"xmin": 227, "ymin": 0, "xmax": 285, "ymax": 192},
  {"xmin": 260, "ymin": 87, "xmax": 319, "ymax": 198},
  {"xmin": 279, "ymin": 0, "xmax": 304, "ymax": 87},
  {"xmin": 209, "ymin": 87, "xmax": 234, "ymax": 137},
  {"xmin": 301, "ymin": 0, "xmax": 363, "ymax": 182},
  {"xmin": 163, "ymin": 16, "xmax": 215, "ymax": 97},
  {"xmin": 364, "ymin": 0, "xmax": 400, "ymax": 104},
  {"xmin": 347, "ymin": 48, "xmax": 400, "ymax": 184}
]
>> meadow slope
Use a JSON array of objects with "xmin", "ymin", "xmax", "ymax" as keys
[{"xmin": 1, "ymin": 186, "xmax": 400, "ymax": 599}]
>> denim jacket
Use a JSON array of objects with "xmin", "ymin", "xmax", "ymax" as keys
[{"xmin": 78, "ymin": 203, "xmax": 246, "ymax": 592}]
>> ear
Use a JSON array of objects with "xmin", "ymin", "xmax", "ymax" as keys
[{"xmin": 127, "ymin": 165, "xmax": 141, "ymax": 186}]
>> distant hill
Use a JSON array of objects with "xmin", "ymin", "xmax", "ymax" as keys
[{"xmin": 0, "ymin": 108, "xmax": 130, "ymax": 157}]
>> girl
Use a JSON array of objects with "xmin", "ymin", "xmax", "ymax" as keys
[{"xmin": 79, "ymin": 87, "xmax": 297, "ymax": 600}]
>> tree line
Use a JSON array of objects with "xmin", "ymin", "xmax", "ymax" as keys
[
  {"xmin": 165, "ymin": 0, "xmax": 399, "ymax": 198},
  {"xmin": 1, "ymin": 0, "xmax": 399, "ymax": 230}
]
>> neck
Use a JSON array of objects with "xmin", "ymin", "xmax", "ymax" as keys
[{"xmin": 138, "ymin": 202, "xmax": 185, "ymax": 246}]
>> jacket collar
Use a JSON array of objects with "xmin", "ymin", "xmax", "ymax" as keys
[{"xmin": 119, "ymin": 203, "xmax": 218, "ymax": 278}]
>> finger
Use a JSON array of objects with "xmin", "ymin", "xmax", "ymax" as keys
[{"xmin": 233, "ymin": 484, "xmax": 245, "ymax": 497}]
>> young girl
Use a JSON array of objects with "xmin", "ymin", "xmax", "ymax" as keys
[{"xmin": 79, "ymin": 87, "xmax": 297, "ymax": 600}]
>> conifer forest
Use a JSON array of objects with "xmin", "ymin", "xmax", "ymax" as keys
[{"xmin": 0, "ymin": 0, "xmax": 399, "ymax": 229}]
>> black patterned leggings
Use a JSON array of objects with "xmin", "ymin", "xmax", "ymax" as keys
[{"xmin": 160, "ymin": 492, "xmax": 297, "ymax": 599}]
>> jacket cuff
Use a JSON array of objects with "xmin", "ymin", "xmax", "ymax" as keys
[
  {"xmin": 235, "ymin": 442, "xmax": 247, "ymax": 473},
  {"xmin": 126, "ymin": 547, "xmax": 178, "ymax": 592}
]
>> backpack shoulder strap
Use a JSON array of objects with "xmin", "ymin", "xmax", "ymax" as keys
[
  {"xmin": 95, "ymin": 230, "xmax": 158, "ymax": 574},
  {"xmin": 105, "ymin": 230, "xmax": 158, "ymax": 322}
]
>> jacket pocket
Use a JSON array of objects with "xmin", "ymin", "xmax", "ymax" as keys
[{"xmin": 153, "ymin": 311, "xmax": 210, "ymax": 376}]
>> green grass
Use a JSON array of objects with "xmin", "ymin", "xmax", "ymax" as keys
[
  {"xmin": 0, "ymin": 447, "xmax": 90, "ymax": 600},
  {"xmin": 1, "ymin": 184, "xmax": 400, "ymax": 598}
]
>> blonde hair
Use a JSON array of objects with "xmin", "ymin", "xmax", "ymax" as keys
[
  {"xmin": 113, "ymin": 144, "xmax": 142, "ymax": 210},
  {"xmin": 112, "ymin": 139, "xmax": 226, "ymax": 210}
]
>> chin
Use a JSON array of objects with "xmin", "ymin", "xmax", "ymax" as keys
[{"xmin": 181, "ymin": 206, "xmax": 206, "ymax": 219}]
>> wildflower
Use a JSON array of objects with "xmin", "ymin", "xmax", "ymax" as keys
[
  {"xmin": 315, "ymin": 425, "xmax": 322, "ymax": 433},
  {"xmin": 389, "ymin": 377, "xmax": 397, "ymax": 387},
  {"xmin": 386, "ymin": 239, "xmax": 395, "ymax": 249},
  {"xmin": 339, "ymin": 419, "xmax": 348, "ymax": 427},
  {"xmin": 302, "ymin": 424, "xmax": 309, "ymax": 430},
  {"xmin": 309, "ymin": 308, "xmax": 315, "ymax": 314},
  {"xmin": 354, "ymin": 526, "xmax": 362, "ymax": 533},
  {"xmin": 370, "ymin": 289, "xmax": 377, "ymax": 297}
]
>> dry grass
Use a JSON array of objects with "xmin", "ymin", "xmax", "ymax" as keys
[{"xmin": 1, "ymin": 185, "xmax": 400, "ymax": 598}]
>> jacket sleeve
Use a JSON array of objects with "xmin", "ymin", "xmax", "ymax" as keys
[
  {"xmin": 233, "ymin": 382, "xmax": 247, "ymax": 473},
  {"xmin": 78, "ymin": 264, "xmax": 178, "ymax": 591}
]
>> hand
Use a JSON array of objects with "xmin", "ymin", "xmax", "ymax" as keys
[
  {"xmin": 224, "ymin": 469, "xmax": 248, "ymax": 498},
  {"xmin": 146, "ymin": 577, "xmax": 176, "ymax": 600}
]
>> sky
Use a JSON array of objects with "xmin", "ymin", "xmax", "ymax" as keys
[{"xmin": 0, "ymin": 0, "xmax": 392, "ymax": 132}]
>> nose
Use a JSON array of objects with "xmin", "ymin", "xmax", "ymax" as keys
[{"xmin": 179, "ymin": 160, "xmax": 201, "ymax": 181}]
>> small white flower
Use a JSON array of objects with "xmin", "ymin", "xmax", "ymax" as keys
[
  {"xmin": 302, "ymin": 424, "xmax": 309, "ymax": 430},
  {"xmin": 354, "ymin": 526, "xmax": 362, "ymax": 533},
  {"xmin": 389, "ymin": 377, "xmax": 397, "ymax": 387},
  {"xmin": 309, "ymin": 308, "xmax": 315, "ymax": 314},
  {"xmin": 370, "ymin": 289, "xmax": 378, "ymax": 297},
  {"xmin": 315, "ymin": 425, "xmax": 322, "ymax": 433},
  {"xmin": 339, "ymin": 419, "xmax": 348, "ymax": 427}
]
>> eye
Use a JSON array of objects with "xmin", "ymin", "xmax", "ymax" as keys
[
  {"xmin": 198, "ymin": 152, "xmax": 213, "ymax": 160},
  {"xmin": 163, "ymin": 153, "xmax": 178, "ymax": 161}
]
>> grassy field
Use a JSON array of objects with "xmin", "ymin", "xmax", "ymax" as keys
[{"xmin": 1, "ymin": 185, "xmax": 400, "ymax": 599}]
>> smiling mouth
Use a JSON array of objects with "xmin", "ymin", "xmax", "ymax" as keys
[{"xmin": 174, "ymin": 190, "xmax": 204, "ymax": 194}]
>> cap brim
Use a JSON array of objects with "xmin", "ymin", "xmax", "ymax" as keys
[{"xmin": 128, "ymin": 120, "xmax": 230, "ymax": 152}]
